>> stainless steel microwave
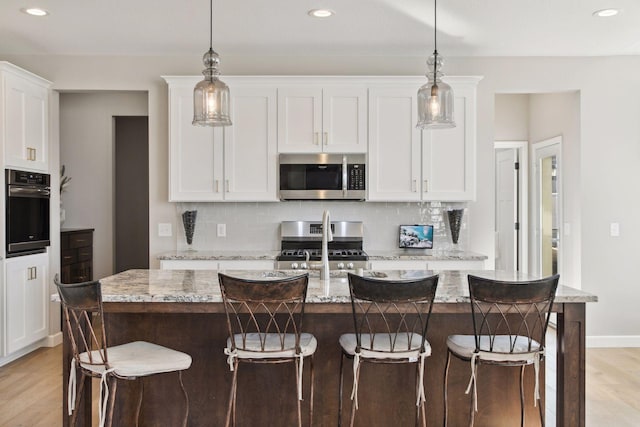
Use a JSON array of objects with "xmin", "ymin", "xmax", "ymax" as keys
[{"xmin": 279, "ymin": 153, "xmax": 366, "ymax": 200}]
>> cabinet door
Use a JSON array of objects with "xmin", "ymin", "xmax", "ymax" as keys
[
  {"xmin": 5, "ymin": 253, "xmax": 48, "ymax": 354},
  {"xmin": 160, "ymin": 260, "xmax": 219, "ymax": 270},
  {"xmin": 322, "ymin": 87, "xmax": 367, "ymax": 153},
  {"xmin": 168, "ymin": 84, "xmax": 223, "ymax": 201},
  {"xmin": 3, "ymin": 72, "xmax": 49, "ymax": 172},
  {"xmin": 217, "ymin": 260, "xmax": 276, "ymax": 270},
  {"xmin": 224, "ymin": 87, "xmax": 278, "ymax": 201},
  {"xmin": 368, "ymin": 87, "xmax": 422, "ymax": 201},
  {"xmin": 421, "ymin": 81, "xmax": 477, "ymax": 201},
  {"xmin": 369, "ymin": 260, "xmax": 429, "ymax": 270},
  {"xmin": 277, "ymin": 87, "xmax": 322, "ymax": 153}
]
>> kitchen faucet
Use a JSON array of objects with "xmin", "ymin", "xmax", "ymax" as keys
[{"xmin": 310, "ymin": 210, "xmax": 333, "ymax": 280}]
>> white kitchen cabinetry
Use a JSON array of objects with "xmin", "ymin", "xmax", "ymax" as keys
[
  {"xmin": 368, "ymin": 258, "xmax": 485, "ymax": 271},
  {"xmin": 4, "ymin": 253, "xmax": 49, "ymax": 355},
  {"xmin": 427, "ymin": 259, "xmax": 486, "ymax": 270},
  {"xmin": 369, "ymin": 260, "xmax": 428, "ymax": 270},
  {"xmin": 368, "ymin": 85, "xmax": 422, "ymax": 201},
  {"xmin": 160, "ymin": 259, "xmax": 275, "ymax": 270},
  {"xmin": 277, "ymin": 86, "xmax": 367, "ymax": 153},
  {"xmin": 368, "ymin": 77, "xmax": 481, "ymax": 202},
  {"xmin": 164, "ymin": 77, "xmax": 277, "ymax": 202},
  {"xmin": 1, "ymin": 62, "xmax": 51, "ymax": 172}
]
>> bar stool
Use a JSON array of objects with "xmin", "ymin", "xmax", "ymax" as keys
[
  {"xmin": 218, "ymin": 273, "xmax": 316, "ymax": 427},
  {"xmin": 339, "ymin": 272, "xmax": 439, "ymax": 427},
  {"xmin": 54, "ymin": 275, "xmax": 192, "ymax": 427},
  {"xmin": 443, "ymin": 274, "xmax": 560, "ymax": 426}
]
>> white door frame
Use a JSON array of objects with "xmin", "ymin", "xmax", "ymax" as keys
[
  {"xmin": 532, "ymin": 136, "xmax": 562, "ymax": 277},
  {"xmin": 494, "ymin": 141, "xmax": 528, "ymax": 273}
]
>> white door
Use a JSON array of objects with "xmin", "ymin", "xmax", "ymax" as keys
[
  {"xmin": 224, "ymin": 87, "xmax": 278, "ymax": 201},
  {"xmin": 367, "ymin": 86, "xmax": 421, "ymax": 201},
  {"xmin": 495, "ymin": 148, "xmax": 517, "ymax": 271},
  {"xmin": 533, "ymin": 137, "xmax": 562, "ymax": 277}
]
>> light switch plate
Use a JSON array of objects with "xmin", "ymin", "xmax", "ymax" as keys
[
  {"xmin": 217, "ymin": 223, "xmax": 226, "ymax": 237},
  {"xmin": 158, "ymin": 223, "xmax": 172, "ymax": 237}
]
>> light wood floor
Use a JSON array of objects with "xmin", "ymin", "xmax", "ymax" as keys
[{"xmin": 1, "ymin": 344, "xmax": 639, "ymax": 426}]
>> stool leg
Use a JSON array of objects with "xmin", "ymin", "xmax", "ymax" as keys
[
  {"xmin": 70, "ymin": 372, "xmax": 86, "ymax": 427},
  {"xmin": 310, "ymin": 355, "xmax": 315, "ymax": 427},
  {"xmin": 443, "ymin": 351, "xmax": 451, "ymax": 427},
  {"xmin": 135, "ymin": 378, "xmax": 144, "ymax": 427},
  {"xmin": 179, "ymin": 370, "xmax": 189, "ymax": 427},
  {"xmin": 469, "ymin": 363, "xmax": 476, "ymax": 427},
  {"xmin": 295, "ymin": 358, "xmax": 302, "ymax": 427},
  {"xmin": 225, "ymin": 361, "xmax": 239, "ymax": 427},
  {"xmin": 415, "ymin": 361, "xmax": 426, "ymax": 427},
  {"xmin": 338, "ymin": 352, "xmax": 345, "ymax": 427},
  {"xmin": 520, "ymin": 365, "xmax": 525, "ymax": 427},
  {"xmin": 106, "ymin": 377, "xmax": 118, "ymax": 427},
  {"xmin": 349, "ymin": 361, "xmax": 361, "ymax": 427}
]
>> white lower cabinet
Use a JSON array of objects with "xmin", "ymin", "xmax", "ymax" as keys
[
  {"xmin": 427, "ymin": 260, "xmax": 486, "ymax": 270},
  {"xmin": 4, "ymin": 253, "xmax": 49, "ymax": 355},
  {"xmin": 369, "ymin": 259, "xmax": 486, "ymax": 271},
  {"xmin": 369, "ymin": 260, "xmax": 429, "ymax": 270},
  {"xmin": 160, "ymin": 259, "xmax": 275, "ymax": 271}
]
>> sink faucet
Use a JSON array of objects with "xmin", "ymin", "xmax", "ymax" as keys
[{"xmin": 320, "ymin": 210, "xmax": 333, "ymax": 280}]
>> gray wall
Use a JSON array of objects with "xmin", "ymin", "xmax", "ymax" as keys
[{"xmin": 2, "ymin": 54, "xmax": 638, "ymax": 344}]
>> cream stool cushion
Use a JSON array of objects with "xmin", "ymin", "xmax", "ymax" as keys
[
  {"xmin": 226, "ymin": 332, "xmax": 317, "ymax": 359},
  {"xmin": 340, "ymin": 333, "xmax": 431, "ymax": 360}
]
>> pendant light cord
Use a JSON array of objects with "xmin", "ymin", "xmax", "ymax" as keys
[
  {"xmin": 209, "ymin": 0, "xmax": 213, "ymax": 50},
  {"xmin": 434, "ymin": 0, "xmax": 437, "ymax": 55}
]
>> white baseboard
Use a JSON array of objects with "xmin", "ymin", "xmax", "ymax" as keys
[
  {"xmin": 587, "ymin": 335, "xmax": 640, "ymax": 348},
  {"xmin": 45, "ymin": 332, "xmax": 63, "ymax": 347}
]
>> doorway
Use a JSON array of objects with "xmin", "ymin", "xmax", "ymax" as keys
[
  {"xmin": 533, "ymin": 136, "xmax": 562, "ymax": 277},
  {"xmin": 494, "ymin": 141, "xmax": 528, "ymax": 272},
  {"xmin": 114, "ymin": 116, "xmax": 149, "ymax": 272}
]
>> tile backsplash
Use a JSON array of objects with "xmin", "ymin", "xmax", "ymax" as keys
[{"xmin": 175, "ymin": 201, "xmax": 469, "ymax": 253}]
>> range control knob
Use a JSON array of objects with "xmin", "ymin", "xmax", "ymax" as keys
[
  {"xmin": 300, "ymin": 262, "xmax": 308, "ymax": 269},
  {"xmin": 291, "ymin": 262, "xmax": 299, "ymax": 270},
  {"xmin": 337, "ymin": 262, "xmax": 345, "ymax": 270},
  {"xmin": 346, "ymin": 262, "xmax": 354, "ymax": 269}
]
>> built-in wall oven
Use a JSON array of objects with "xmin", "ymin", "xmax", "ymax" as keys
[{"xmin": 5, "ymin": 169, "xmax": 51, "ymax": 257}]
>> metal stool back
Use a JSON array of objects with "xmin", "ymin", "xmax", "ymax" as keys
[
  {"xmin": 55, "ymin": 275, "xmax": 191, "ymax": 427},
  {"xmin": 444, "ymin": 274, "xmax": 560, "ymax": 426},
  {"xmin": 340, "ymin": 272, "xmax": 439, "ymax": 427},
  {"xmin": 218, "ymin": 272, "xmax": 315, "ymax": 427}
]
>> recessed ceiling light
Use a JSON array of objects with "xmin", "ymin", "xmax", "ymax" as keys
[
  {"xmin": 592, "ymin": 8, "xmax": 619, "ymax": 17},
  {"xmin": 21, "ymin": 7, "xmax": 49, "ymax": 17},
  {"xmin": 308, "ymin": 9, "xmax": 335, "ymax": 18}
]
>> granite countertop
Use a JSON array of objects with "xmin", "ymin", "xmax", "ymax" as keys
[
  {"xmin": 63, "ymin": 269, "xmax": 597, "ymax": 304},
  {"xmin": 156, "ymin": 250, "xmax": 487, "ymax": 262}
]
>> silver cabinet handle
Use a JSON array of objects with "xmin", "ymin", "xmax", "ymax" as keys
[
  {"xmin": 27, "ymin": 266, "xmax": 37, "ymax": 280},
  {"xmin": 226, "ymin": 180, "xmax": 230, "ymax": 192},
  {"xmin": 412, "ymin": 179, "xmax": 417, "ymax": 192},
  {"xmin": 314, "ymin": 132, "xmax": 320, "ymax": 145},
  {"xmin": 26, "ymin": 147, "xmax": 36, "ymax": 161},
  {"xmin": 324, "ymin": 132, "xmax": 328, "ymax": 145},
  {"xmin": 215, "ymin": 180, "xmax": 219, "ymax": 193},
  {"xmin": 423, "ymin": 180, "xmax": 428, "ymax": 192}
]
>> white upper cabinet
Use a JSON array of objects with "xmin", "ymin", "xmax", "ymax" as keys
[
  {"xmin": 278, "ymin": 85, "xmax": 367, "ymax": 153},
  {"xmin": 421, "ymin": 78, "xmax": 479, "ymax": 201},
  {"xmin": 368, "ymin": 85, "xmax": 422, "ymax": 201},
  {"xmin": 368, "ymin": 77, "xmax": 481, "ymax": 202},
  {"xmin": 1, "ymin": 62, "xmax": 51, "ymax": 172},
  {"xmin": 164, "ymin": 77, "xmax": 277, "ymax": 202}
]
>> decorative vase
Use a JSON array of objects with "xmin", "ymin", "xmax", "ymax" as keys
[
  {"xmin": 182, "ymin": 210, "xmax": 197, "ymax": 250},
  {"xmin": 447, "ymin": 209, "xmax": 464, "ymax": 250}
]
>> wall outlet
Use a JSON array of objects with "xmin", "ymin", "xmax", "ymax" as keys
[
  {"xmin": 158, "ymin": 223, "xmax": 172, "ymax": 237},
  {"xmin": 610, "ymin": 222, "xmax": 620, "ymax": 237},
  {"xmin": 217, "ymin": 223, "xmax": 226, "ymax": 237}
]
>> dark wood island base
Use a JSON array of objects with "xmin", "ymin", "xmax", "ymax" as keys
[{"xmin": 63, "ymin": 302, "xmax": 587, "ymax": 426}]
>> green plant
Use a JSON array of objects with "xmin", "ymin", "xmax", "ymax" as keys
[{"xmin": 60, "ymin": 164, "xmax": 71, "ymax": 193}]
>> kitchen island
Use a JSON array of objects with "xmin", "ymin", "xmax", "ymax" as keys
[{"xmin": 60, "ymin": 269, "xmax": 596, "ymax": 426}]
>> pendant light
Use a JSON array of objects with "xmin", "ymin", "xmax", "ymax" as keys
[
  {"xmin": 416, "ymin": 0, "xmax": 455, "ymax": 129},
  {"xmin": 193, "ymin": 0, "xmax": 232, "ymax": 126}
]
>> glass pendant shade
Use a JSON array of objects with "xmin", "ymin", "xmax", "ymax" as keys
[
  {"xmin": 417, "ymin": 53, "xmax": 455, "ymax": 129},
  {"xmin": 193, "ymin": 48, "xmax": 232, "ymax": 126}
]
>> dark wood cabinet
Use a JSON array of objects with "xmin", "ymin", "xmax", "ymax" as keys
[{"xmin": 61, "ymin": 228, "xmax": 94, "ymax": 283}]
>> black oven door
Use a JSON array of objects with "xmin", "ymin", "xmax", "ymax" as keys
[{"xmin": 6, "ymin": 184, "xmax": 51, "ymax": 255}]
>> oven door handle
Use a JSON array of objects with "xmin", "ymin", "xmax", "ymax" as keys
[{"xmin": 8, "ymin": 186, "xmax": 51, "ymax": 198}]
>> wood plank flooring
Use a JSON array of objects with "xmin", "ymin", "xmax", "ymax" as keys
[{"xmin": 1, "ymin": 343, "xmax": 638, "ymax": 426}]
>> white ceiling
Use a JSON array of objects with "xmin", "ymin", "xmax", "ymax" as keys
[{"xmin": 1, "ymin": 0, "xmax": 639, "ymax": 57}]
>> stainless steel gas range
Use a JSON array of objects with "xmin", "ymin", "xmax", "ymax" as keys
[{"xmin": 275, "ymin": 221, "xmax": 368, "ymax": 272}]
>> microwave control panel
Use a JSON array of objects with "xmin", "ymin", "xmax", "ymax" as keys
[{"xmin": 347, "ymin": 164, "xmax": 365, "ymax": 190}]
